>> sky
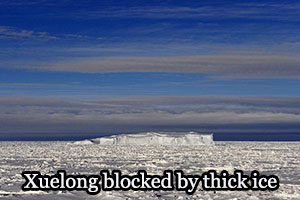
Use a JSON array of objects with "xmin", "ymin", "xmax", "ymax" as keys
[{"xmin": 1, "ymin": 0, "xmax": 300, "ymax": 140}]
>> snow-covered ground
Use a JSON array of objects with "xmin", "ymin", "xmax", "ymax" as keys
[{"xmin": 0, "ymin": 142, "xmax": 299, "ymax": 199}]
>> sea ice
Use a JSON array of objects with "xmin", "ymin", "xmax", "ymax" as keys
[{"xmin": 0, "ymin": 142, "xmax": 299, "ymax": 199}]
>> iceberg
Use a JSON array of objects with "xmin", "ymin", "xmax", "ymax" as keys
[{"xmin": 75, "ymin": 132, "xmax": 214, "ymax": 146}]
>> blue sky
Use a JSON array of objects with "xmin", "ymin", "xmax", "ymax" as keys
[{"xmin": 1, "ymin": 0, "xmax": 300, "ymax": 140}]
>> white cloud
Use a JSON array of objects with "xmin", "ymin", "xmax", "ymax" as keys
[
  {"xmin": 16, "ymin": 55, "xmax": 300, "ymax": 78},
  {"xmin": 0, "ymin": 26, "xmax": 58, "ymax": 40},
  {"xmin": 0, "ymin": 26, "xmax": 94, "ymax": 41}
]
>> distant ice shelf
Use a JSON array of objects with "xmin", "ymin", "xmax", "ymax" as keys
[{"xmin": 74, "ymin": 132, "xmax": 214, "ymax": 146}]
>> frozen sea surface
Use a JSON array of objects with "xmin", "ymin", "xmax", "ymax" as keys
[{"xmin": 0, "ymin": 142, "xmax": 299, "ymax": 200}]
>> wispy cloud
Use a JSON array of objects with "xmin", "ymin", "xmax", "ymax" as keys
[
  {"xmin": 0, "ymin": 83, "xmax": 66, "ymax": 87},
  {"xmin": 0, "ymin": 26, "xmax": 99, "ymax": 41},
  {"xmin": 1, "ymin": 1, "xmax": 300, "ymax": 21},
  {"xmin": 0, "ymin": 26, "xmax": 58, "ymax": 40},
  {"xmin": 15, "ymin": 54, "xmax": 300, "ymax": 78},
  {"xmin": 63, "ymin": 3, "xmax": 300, "ymax": 21}
]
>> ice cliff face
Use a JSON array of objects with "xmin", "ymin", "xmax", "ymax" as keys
[{"xmin": 75, "ymin": 132, "xmax": 214, "ymax": 146}]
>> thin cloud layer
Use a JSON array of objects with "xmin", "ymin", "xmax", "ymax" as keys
[
  {"xmin": 2, "ymin": 1, "xmax": 300, "ymax": 21},
  {"xmin": 1, "ymin": 96, "xmax": 300, "ymax": 136},
  {"xmin": 18, "ymin": 55, "xmax": 300, "ymax": 78}
]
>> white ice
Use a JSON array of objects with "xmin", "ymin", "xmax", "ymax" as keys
[
  {"xmin": 74, "ymin": 132, "xmax": 214, "ymax": 146},
  {"xmin": 0, "ymin": 142, "xmax": 299, "ymax": 199}
]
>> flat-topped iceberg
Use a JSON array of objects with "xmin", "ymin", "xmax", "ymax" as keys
[{"xmin": 74, "ymin": 132, "xmax": 214, "ymax": 146}]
